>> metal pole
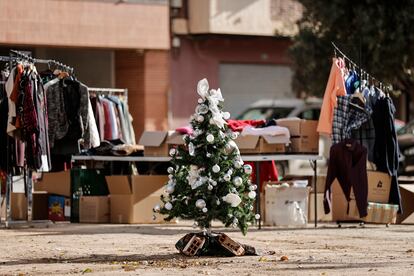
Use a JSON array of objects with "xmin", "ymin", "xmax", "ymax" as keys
[
  {"xmin": 255, "ymin": 161, "xmax": 261, "ymax": 229},
  {"xmin": 313, "ymin": 160, "xmax": 318, "ymax": 228}
]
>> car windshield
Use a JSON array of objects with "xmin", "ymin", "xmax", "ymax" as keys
[
  {"xmin": 398, "ymin": 120, "xmax": 414, "ymax": 135},
  {"xmin": 236, "ymin": 107, "xmax": 294, "ymax": 120}
]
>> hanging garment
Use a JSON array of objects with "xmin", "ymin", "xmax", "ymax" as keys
[
  {"xmin": 317, "ymin": 58, "xmax": 347, "ymax": 135},
  {"xmin": 90, "ymin": 96, "xmax": 106, "ymax": 142},
  {"xmin": 101, "ymin": 97, "xmax": 115, "ymax": 140},
  {"xmin": 120, "ymin": 100, "xmax": 136, "ymax": 144},
  {"xmin": 324, "ymin": 139, "xmax": 368, "ymax": 217},
  {"xmin": 332, "ymin": 95, "xmax": 370, "ymax": 144},
  {"xmin": 345, "ymin": 70, "xmax": 360, "ymax": 95},
  {"xmin": 372, "ymin": 97, "xmax": 402, "ymax": 212},
  {"xmin": 226, "ymin": 119, "xmax": 266, "ymax": 132},
  {"xmin": 0, "ymin": 76, "xmax": 8, "ymax": 170}
]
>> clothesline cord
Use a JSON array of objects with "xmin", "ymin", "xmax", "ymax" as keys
[{"xmin": 331, "ymin": 42, "xmax": 391, "ymax": 91}]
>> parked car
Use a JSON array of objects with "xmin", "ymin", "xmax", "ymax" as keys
[
  {"xmin": 235, "ymin": 98, "xmax": 327, "ymax": 176},
  {"xmin": 397, "ymin": 120, "xmax": 414, "ymax": 174},
  {"xmin": 236, "ymin": 98, "xmax": 322, "ymax": 121}
]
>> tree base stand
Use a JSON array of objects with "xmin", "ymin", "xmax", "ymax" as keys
[{"xmin": 176, "ymin": 232, "xmax": 261, "ymax": 257}]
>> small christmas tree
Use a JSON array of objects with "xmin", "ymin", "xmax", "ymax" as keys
[{"xmin": 155, "ymin": 78, "xmax": 258, "ymax": 235}]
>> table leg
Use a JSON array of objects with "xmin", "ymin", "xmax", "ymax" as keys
[
  {"xmin": 255, "ymin": 161, "xmax": 261, "ymax": 229},
  {"xmin": 313, "ymin": 160, "xmax": 317, "ymax": 228}
]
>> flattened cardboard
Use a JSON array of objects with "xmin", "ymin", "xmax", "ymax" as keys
[
  {"xmin": 34, "ymin": 171, "xmax": 71, "ymax": 197},
  {"xmin": 105, "ymin": 175, "xmax": 132, "ymax": 195},
  {"xmin": 138, "ymin": 131, "xmax": 168, "ymax": 147},
  {"xmin": 79, "ymin": 196, "xmax": 109, "ymax": 223},
  {"xmin": 396, "ymin": 184, "xmax": 414, "ymax": 224},
  {"xmin": 131, "ymin": 175, "xmax": 168, "ymax": 199}
]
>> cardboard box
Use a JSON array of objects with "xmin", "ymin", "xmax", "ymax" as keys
[
  {"xmin": 397, "ymin": 184, "xmax": 414, "ymax": 224},
  {"xmin": 331, "ymin": 171, "xmax": 392, "ymax": 222},
  {"xmin": 139, "ymin": 131, "xmax": 185, "ymax": 157},
  {"xmin": 235, "ymin": 135, "xmax": 287, "ymax": 154},
  {"xmin": 32, "ymin": 192, "xmax": 49, "ymax": 220},
  {"xmin": 79, "ymin": 196, "xmax": 109, "ymax": 223},
  {"xmin": 235, "ymin": 135, "xmax": 260, "ymax": 154},
  {"xmin": 34, "ymin": 171, "xmax": 71, "ymax": 197},
  {"xmin": 276, "ymin": 119, "xmax": 319, "ymax": 153},
  {"xmin": 48, "ymin": 195, "xmax": 70, "ymax": 222},
  {"xmin": 106, "ymin": 175, "xmax": 168, "ymax": 223},
  {"xmin": 264, "ymin": 182, "xmax": 309, "ymax": 226},
  {"xmin": 290, "ymin": 136, "xmax": 318, "ymax": 153},
  {"xmin": 308, "ymin": 193, "xmax": 332, "ymax": 222},
  {"xmin": 259, "ymin": 136, "xmax": 286, "ymax": 153},
  {"xmin": 367, "ymin": 171, "xmax": 391, "ymax": 203}
]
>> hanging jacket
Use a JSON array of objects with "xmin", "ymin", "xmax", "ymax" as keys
[
  {"xmin": 372, "ymin": 97, "xmax": 402, "ymax": 212},
  {"xmin": 324, "ymin": 139, "xmax": 368, "ymax": 217}
]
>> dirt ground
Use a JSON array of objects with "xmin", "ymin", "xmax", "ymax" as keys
[{"xmin": 0, "ymin": 222, "xmax": 413, "ymax": 276}]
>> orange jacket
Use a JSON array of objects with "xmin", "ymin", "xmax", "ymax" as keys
[{"xmin": 317, "ymin": 58, "xmax": 346, "ymax": 135}]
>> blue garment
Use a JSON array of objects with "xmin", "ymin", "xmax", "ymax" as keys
[{"xmin": 345, "ymin": 70, "xmax": 360, "ymax": 94}]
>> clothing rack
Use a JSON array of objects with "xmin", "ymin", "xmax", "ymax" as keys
[
  {"xmin": 0, "ymin": 51, "xmax": 74, "ymax": 228},
  {"xmin": 331, "ymin": 42, "xmax": 391, "ymax": 92},
  {"xmin": 88, "ymin": 87, "xmax": 128, "ymax": 104}
]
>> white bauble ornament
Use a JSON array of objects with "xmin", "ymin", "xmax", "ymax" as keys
[
  {"xmin": 208, "ymin": 185, "xmax": 213, "ymax": 191},
  {"xmin": 223, "ymin": 174, "xmax": 231, "ymax": 182},
  {"xmin": 228, "ymin": 213, "xmax": 233, "ymax": 218},
  {"xmin": 195, "ymin": 104, "xmax": 209, "ymax": 115},
  {"xmin": 195, "ymin": 199, "xmax": 206, "ymax": 209},
  {"xmin": 206, "ymin": 152, "xmax": 211, "ymax": 158},
  {"xmin": 227, "ymin": 169, "xmax": 233, "ymax": 175},
  {"xmin": 230, "ymin": 131, "xmax": 238, "ymax": 139},
  {"xmin": 216, "ymin": 199, "xmax": 220, "ymax": 205},
  {"xmin": 234, "ymin": 160, "xmax": 243, "ymax": 169},
  {"xmin": 188, "ymin": 142, "xmax": 195, "ymax": 156},
  {"xmin": 222, "ymin": 112, "xmax": 231, "ymax": 120},
  {"xmin": 209, "ymin": 118, "xmax": 215, "ymax": 125},
  {"xmin": 167, "ymin": 167, "xmax": 174, "ymax": 174},
  {"xmin": 249, "ymin": 184, "xmax": 258, "ymax": 191},
  {"xmin": 165, "ymin": 202, "xmax": 173, "ymax": 210},
  {"xmin": 169, "ymin": 148, "xmax": 176, "ymax": 156},
  {"xmin": 248, "ymin": 191, "xmax": 257, "ymax": 199},
  {"xmin": 153, "ymin": 204, "xmax": 161, "ymax": 213},
  {"xmin": 233, "ymin": 218, "xmax": 238, "ymax": 224},
  {"xmin": 249, "ymin": 205, "xmax": 254, "ymax": 211},
  {"xmin": 212, "ymin": 164, "xmax": 220, "ymax": 173},
  {"xmin": 211, "ymin": 180, "xmax": 217, "ymax": 186},
  {"xmin": 255, "ymin": 214, "xmax": 261, "ymax": 220},
  {"xmin": 206, "ymin": 134, "xmax": 214, "ymax": 143},
  {"xmin": 168, "ymin": 174, "xmax": 173, "ymax": 179},
  {"xmin": 196, "ymin": 115, "xmax": 204, "ymax": 122},
  {"xmin": 222, "ymin": 193, "xmax": 242, "ymax": 207},
  {"xmin": 202, "ymin": 207, "xmax": 208, "ymax": 213},
  {"xmin": 233, "ymin": 176, "xmax": 243, "ymax": 187},
  {"xmin": 198, "ymin": 98, "xmax": 204, "ymax": 104},
  {"xmin": 244, "ymin": 164, "xmax": 253, "ymax": 174},
  {"xmin": 166, "ymin": 184, "xmax": 175, "ymax": 194}
]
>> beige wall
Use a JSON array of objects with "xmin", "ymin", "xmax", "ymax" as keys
[
  {"xmin": 188, "ymin": 0, "xmax": 302, "ymax": 37},
  {"xmin": 0, "ymin": 0, "xmax": 170, "ymax": 49}
]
